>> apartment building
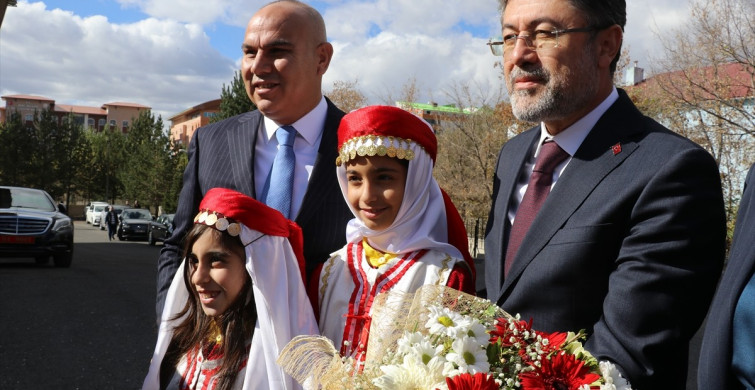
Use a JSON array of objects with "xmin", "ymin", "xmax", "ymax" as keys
[
  {"xmin": 0, "ymin": 94, "xmax": 151, "ymax": 132},
  {"xmin": 168, "ymin": 99, "xmax": 220, "ymax": 147}
]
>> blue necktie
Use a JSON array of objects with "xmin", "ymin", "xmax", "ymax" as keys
[{"xmin": 264, "ymin": 126, "xmax": 297, "ymax": 218}]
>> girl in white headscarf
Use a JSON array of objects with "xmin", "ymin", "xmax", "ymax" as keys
[
  {"xmin": 309, "ymin": 105, "xmax": 475, "ymax": 366},
  {"xmin": 143, "ymin": 188, "xmax": 317, "ymax": 390}
]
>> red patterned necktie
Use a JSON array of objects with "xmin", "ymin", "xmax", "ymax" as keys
[{"xmin": 504, "ymin": 140, "xmax": 569, "ymax": 276}]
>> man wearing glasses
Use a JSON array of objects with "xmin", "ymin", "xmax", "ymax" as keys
[{"xmin": 483, "ymin": 0, "xmax": 726, "ymax": 388}]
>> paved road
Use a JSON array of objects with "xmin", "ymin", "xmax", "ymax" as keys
[{"xmin": 0, "ymin": 221, "xmax": 161, "ymax": 389}]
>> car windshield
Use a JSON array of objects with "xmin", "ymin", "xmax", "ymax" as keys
[
  {"xmin": 94, "ymin": 205, "xmax": 106, "ymax": 212},
  {"xmin": 126, "ymin": 210, "xmax": 151, "ymax": 219},
  {"xmin": 0, "ymin": 188, "xmax": 55, "ymax": 211}
]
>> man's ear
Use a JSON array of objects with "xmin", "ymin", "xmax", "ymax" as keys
[
  {"xmin": 315, "ymin": 42, "xmax": 334, "ymax": 76},
  {"xmin": 597, "ymin": 25, "xmax": 623, "ymax": 70}
]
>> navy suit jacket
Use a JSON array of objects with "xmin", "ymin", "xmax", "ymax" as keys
[
  {"xmin": 484, "ymin": 90, "xmax": 726, "ymax": 390},
  {"xmin": 156, "ymin": 99, "xmax": 352, "ymax": 318},
  {"xmin": 698, "ymin": 163, "xmax": 755, "ymax": 390}
]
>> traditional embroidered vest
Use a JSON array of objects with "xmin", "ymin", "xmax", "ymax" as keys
[{"xmin": 317, "ymin": 241, "xmax": 464, "ymax": 364}]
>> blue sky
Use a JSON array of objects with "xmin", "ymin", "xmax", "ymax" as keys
[{"xmin": 0, "ymin": 0, "xmax": 691, "ymax": 121}]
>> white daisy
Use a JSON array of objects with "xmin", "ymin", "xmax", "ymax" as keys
[
  {"xmin": 425, "ymin": 306, "xmax": 468, "ymax": 338},
  {"xmin": 406, "ymin": 338, "xmax": 445, "ymax": 366},
  {"xmin": 445, "ymin": 336, "xmax": 490, "ymax": 375},
  {"xmin": 464, "ymin": 320, "xmax": 490, "ymax": 346},
  {"xmin": 396, "ymin": 331, "xmax": 427, "ymax": 355},
  {"xmin": 372, "ymin": 358, "xmax": 446, "ymax": 390}
]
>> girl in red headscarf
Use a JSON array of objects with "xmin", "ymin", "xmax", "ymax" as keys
[
  {"xmin": 143, "ymin": 188, "xmax": 317, "ymax": 390},
  {"xmin": 310, "ymin": 105, "xmax": 476, "ymax": 366}
]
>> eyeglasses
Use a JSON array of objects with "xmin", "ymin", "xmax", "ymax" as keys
[{"xmin": 487, "ymin": 26, "xmax": 600, "ymax": 56}]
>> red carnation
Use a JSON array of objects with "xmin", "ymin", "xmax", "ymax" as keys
[
  {"xmin": 444, "ymin": 373, "xmax": 499, "ymax": 390},
  {"xmin": 520, "ymin": 352, "xmax": 600, "ymax": 390},
  {"xmin": 535, "ymin": 330, "xmax": 568, "ymax": 354}
]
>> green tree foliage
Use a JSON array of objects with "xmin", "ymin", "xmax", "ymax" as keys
[
  {"xmin": 0, "ymin": 110, "xmax": 91, "ymax": 203},
  {"xmin": 0, "ymin": 108, "xmax": 184, "ymax": 214},
  {"xmin": 87, "ymin": 124, "xmax": 127, "ymax": 203},
  {"xmin": 212, "ymin": 70, "xmax": 256, "ymax": 122},
  {"xmin": 163, "ymin": 143, "xmax": 188, "ymax": 214},
  {"xmin": 55, "ymin": 113, "xmax": 91, "ymax": 206},
  {"xmin": 118, "ymin": 111, "xmax": 175, "ymax": 215},
  {"xmin": 28, "ymin": 109, "xmax": 59, "ymax": 192},
  {"xmin": 0, "ymin": 112, "xmax": 34, "ymax": 185}
]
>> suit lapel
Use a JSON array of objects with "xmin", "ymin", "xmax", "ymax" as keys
[
  {"xmin": 295, "ymin": 100, "xmax": 344, "ymax": 226},
  {"xmin": 500, "ymin": 92, "xmax": 643, "ymax": 298},
  {"xmin": 227, "ymin": 111, "xmax": 260, "ymax": 197}
]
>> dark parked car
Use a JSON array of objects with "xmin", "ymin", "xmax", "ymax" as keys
[
  {"xmin": 0, "ymin": 186, "xmax": 74, "ymax": 267},
  {"xmin": 117, "ymin": 208, "xmax": 153, "ymax": 241},
  {"xmin": 148, "ymin": 213, "xmax": 174, "ymax": 245}
]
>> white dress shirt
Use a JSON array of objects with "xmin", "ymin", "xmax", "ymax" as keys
[
  {"xmin": 507, "ymin": 88, "xmax": 619, "ymax": 225},
  {"xmin": 255, "ymin": 96, "xmax": 328, "ymax": 219}
]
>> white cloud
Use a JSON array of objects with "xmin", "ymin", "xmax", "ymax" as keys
[
  {"xmin": 325, "ymin": 0, "xmax": 497, "ymax": 40},
  {"xmin": 624, "ymin": 0, "xmax": 691, "ymax": 73},
  {"xmin": 326, "ymin": 31, "xmax": 501, "ymax": 105},
  {"xmin": 116, "ymin": 0, "xmax": 264, "ymax": 26},
  {"xmin": 322, "ymin": 0, "xmax": 502, "ymax": 105},
  {"xmin": 0, "ymin": 1, "xmax": 236, "ymax": 120},
  {"xmin": 0, "ymin": 0, "xmax": 694, "ymax": 124}
]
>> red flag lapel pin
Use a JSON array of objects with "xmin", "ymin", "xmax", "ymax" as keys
[{"xmin": 611, "ymin": 143, "xmax": 622, "ymax": 155}]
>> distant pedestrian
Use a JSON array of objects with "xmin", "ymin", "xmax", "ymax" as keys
[
  {"xmin": 133, "ymin": 200, "xmax": 140, "ymax": 208},
  {"xmin": 105, "ymin": 206, "xmax": 118, "ymax": 241}
]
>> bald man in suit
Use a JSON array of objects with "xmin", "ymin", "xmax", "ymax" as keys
[{"xmin": 156, "ymin": 0, "xmax": 351, "ymax": 319}]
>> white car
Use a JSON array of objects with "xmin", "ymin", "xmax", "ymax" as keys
[{"xmin": 85, "ymin": 202, "xmax": 108, "ymax": 225}]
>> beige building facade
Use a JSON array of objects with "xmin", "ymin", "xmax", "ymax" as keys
[
  {"xmin": 168, "ymin": 99, "xmax": 220, "ymax": 147},
  {"xmin": 0, "ymin": 94, "xmax": 150, "ymax": 132}
]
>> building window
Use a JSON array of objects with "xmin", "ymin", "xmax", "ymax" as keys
[
  {"xmin": 87, "ymin": 118, "xmax": 95, "ymax": 128},
  {"xmin": 122, "ymin": 120, "xmax": 128, "ymax": 128},
  {"xmin": 98, "ymin": 119, "xmax": 106, "ymax": 127},
  {"xmin": 24, "ymin": 114, "xmax": 33, "ymax": 122},
  {"xmin": 109, "ymin": 120, "xmax": 116, "ymax": 127}
]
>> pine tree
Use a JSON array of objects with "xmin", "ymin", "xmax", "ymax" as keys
[{"xmin": 212, "ymin": 70, "xmax": 256, "ymax": 123}]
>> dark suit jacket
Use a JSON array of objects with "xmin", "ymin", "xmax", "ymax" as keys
[
  {"xmin": 484, "ymin": 89, "xmax": 726, "ymax": 390},
  {"xmin": 698, "ymin": 163, "xmax": 755, "ymax": 390},
  {"xmin": 156, "ymin": 99, "xmax": 352, "ymax": 318}
]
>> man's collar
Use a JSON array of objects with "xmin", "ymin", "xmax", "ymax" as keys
[
  {"xmin": 263, "ymin": 96, "xmax": 327, "ymax": 145},
  {"xmin": 539, "ymin": 87, "xmax": 619, "ymax": 156}
]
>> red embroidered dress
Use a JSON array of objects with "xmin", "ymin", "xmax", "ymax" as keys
[
  {"xmin": 169, "ymin": 341, "xmax": 250, "ymax": 390},
  {"xmin": 313, "ymin": 240, "xmax": 473, "ymax": 364}
]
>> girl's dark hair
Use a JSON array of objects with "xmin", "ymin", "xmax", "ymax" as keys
[{"xmin": 159, "ymin": 223, "xmax": 256, "ymax": 390}]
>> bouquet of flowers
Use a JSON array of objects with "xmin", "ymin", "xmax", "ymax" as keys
[{"xmin": 278, "ymin": 285, "xmax": 632, "ymax": 390}]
